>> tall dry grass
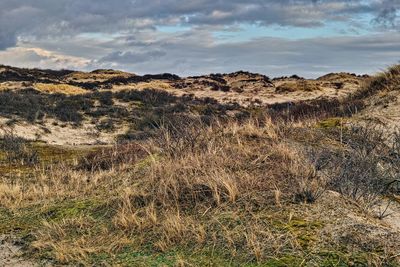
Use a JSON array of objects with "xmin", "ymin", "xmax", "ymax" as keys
[
  {"xmin": 0, "ymin": 117, "xmax": 330, "ymax": 264},
  {"xmin": 34, "ymin": 83, "xmax": 87, "ymax": 95}
]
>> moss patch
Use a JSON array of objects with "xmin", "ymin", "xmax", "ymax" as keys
[
  {"xmin": 0, "ymin": 142, "xmax": 99, "ymax": 177},
  {"xmin": 317, "ymin": 117, "xmax": 345, "ymax": 129},
  {"xmin": 0, "ymin": 199, "xmax": 109, "ymax": 235}
]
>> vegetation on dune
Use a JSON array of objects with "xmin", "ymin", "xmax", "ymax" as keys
[
  {"xmin": 0, "ymin": 65, "xmax": 399, "ymax": 266},
  {"xmin": 0, "ymin": 127, "xmax": 97, "ymax": 178},
  {"xmin": 34, "ymin": 83, "xmax": 88, "ymax": 95},
  {"xmin": 1, "ymin": 115, "xmax": 400, "ymax": 265},
  {"xmin": 275, "ymin": 80, "xmax": 320, "ymax": 93},
  {"xmin": 66, "ymin": 69, "xmax": 134, "ymax": 81},
  {"xmin": 355, "ymin": 65, "xmax": 400, "ymax": 98},
  {"xmin": 0, "ymin": 88, "xmax": 240, "ymax": 133}
]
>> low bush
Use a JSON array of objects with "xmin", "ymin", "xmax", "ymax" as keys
[
  {"xmin": 114, "ymin": 89, "xmax": 178, "ymax": 106},
  {"xmin": 78, "ymin": 143, "xmax": 148, "ymax": 171},
  {"xmin": 95, "ymin": 118, "xmax": 116, "ymax": 132},
  {"xmin": 0, "ymin": 128, "xmax": 39, "ymax": 166},
  {"xmin": 304, "ymin": 124, "xmax": 400, "ymax": 211}
]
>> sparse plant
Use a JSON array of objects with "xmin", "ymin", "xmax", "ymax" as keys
[
  {"xmin": 322, "ymin": 125, "xmax": 400, "ymax": 212},
  {"xmin": 78, "ymin": 143, "xmax": 148, "ymax": 171},
  {"xmin": 95, "ymin": 118, "xmax": 116, "ymax": 132},
  {"xmin": 0, "ymin": 126, "xmax": 39, "ymax": 166}
]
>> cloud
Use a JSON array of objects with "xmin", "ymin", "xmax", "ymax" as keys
[
  {"xmin": 99, "ymin": 50, "xmax": 167, "ymax": 64},
  {"xmin": 0, "ymin": 0, "xmax": 399, "ymax": 50},
  {"xmin": 0, "ymin": 1, "xmax": 399, "ymax": 76},
  {"xmin": 373, "ymin": 0, "xmax": 399, "ymax": 28},
  {"xmin": 0, "ymin": 47, "xmax": 90, "ymax": 69},
  {"xmin": 87, "ymin": 30, "xmax": 400, "ymax": 77},
  {"xmin": 0, "ymin": 30, "xmax": 17, "ymax": 50}
]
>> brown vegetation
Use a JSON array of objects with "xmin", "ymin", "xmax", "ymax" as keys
[
  {"xmin": 275, "ymin": 80, "xmax": 320, "ymax": 93},
  {"xmin": 0, "ymin": 65, "xmax": 399, "ymax": 266},
  {"xmin": 1, "ymin": 114, "xmax": 400, "ymax": 265},
  {"xmin": 34, "ymin": 83, "xmax": 88, "ymax": 95}
]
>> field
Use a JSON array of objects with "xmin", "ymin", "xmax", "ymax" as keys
[{"xmin": 0, "ymin": 65, "xmax": 399, "ymax": 266}]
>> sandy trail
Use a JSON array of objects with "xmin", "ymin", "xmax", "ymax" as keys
[
  {"xmin": 0, "ymin": 236, "xmax": 37, "ymax": 267},
  {"xmin": 379, "ymin": 198, "xmax": 400, "ymax": 232}
]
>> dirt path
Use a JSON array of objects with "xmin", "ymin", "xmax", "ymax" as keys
[{"xmin": 0, "ymin": 236, "xmax": 37, "ymax": 267}]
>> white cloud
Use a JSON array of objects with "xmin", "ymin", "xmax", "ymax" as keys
[{"xmin": 0, "ymin": 47, "xmax": 90, "ymax": 69}]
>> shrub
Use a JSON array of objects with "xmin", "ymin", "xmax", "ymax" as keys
[
  {"xmin": 78, "ymin": 143, "xmax": 147, "ymax": 171},
  {"xmin": 53, "ymin": 99, "xmax": 84, "ymax": 123},
  {"xmin": 114, "ymin": 89, "xmax": 177, "ymax": 106},
  {"xmin": 96, "ymin": 118, "xmax": 116, "ymax": 132},
  {"xmin": 0, "ymin": 128, "xmax": 39, "ymax": 166},
  {"xmin": 0, "ymin": 89, "xmax": 44, "ymax": 122},
  {"xmin": 96, "ymin": 91, "xmax": 114, "ymax": 106},
  {"xmin": 318, "ymin": 125, "xmax": 400, "ymax": 210}
]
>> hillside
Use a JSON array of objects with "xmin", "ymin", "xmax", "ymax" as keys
[
  {"xmin": 0, "ymin": 65, "xmax": 399, "ymax": 266},
  {"xmin": 0, "ymin": 65, "xmax": 366, "ymax": 146}
]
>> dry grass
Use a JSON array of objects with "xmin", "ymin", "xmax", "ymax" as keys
[
  {"xmin": 1, "ymin": 65, "xmax": 400, "ymax": 266},
  {"xmin": 66, "ymin": 70, "xmax": 134, "ymax": 81},
  {"xmin": 113, "ymin": 81, "xmax": 173, "ymax": 91},
  {"xmin": 0, "ymin": 83, "xmax": 9, "ymax": 91},
  {"xmin": 34, "ymin": 83, "xmax": 88, "ymax": 95},
  {"xmin": 1, "ymin": 115, "xmax": 399, "ymax": 265},
  {"xmin": 0, "ymin": 118, "xmax": 320, "ymax": 263},
  {"xmin": 353, "ymin": 64, "xmax": 400, "ymax": 99},
  {"xmin": 276, "ymin": 80, "xmax": 320, "ymax": 93}
]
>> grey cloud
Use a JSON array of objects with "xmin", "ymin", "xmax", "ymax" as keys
[
  {"xmin": 83, "ymin": 30, "xmax": 400, "ymax": 77},
  {"xmin": 373, "ymin": 0, "xmax": 399, "ymax": 28},
  {"xmin": 0, "ymin": 0, "xmax": 399, "ymax": 50},
  {"xmin": 0, "ymin": 30, "xmax": 17, "ymax": 50},
  {"xmin": 0, "ymin": 0, "xmax": 399, "ymax": 77},
  {"xmin": 99, "ymin": 50, "xmax": 167, "ymax": 64},
  {"xmin": 2, "ymin": 29, "xmax": 399, "ymax": 77},
  {"xmin": 0, "ymin": 47, "xmax": 89, "ymax": 69}
]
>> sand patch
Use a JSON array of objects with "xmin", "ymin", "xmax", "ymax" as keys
[
  {"xmin": 0, "ymin": 236, "xmax": 37, "ymax": 267},
  {"xmin": 0, "ymin": 118, "xmax": 128, "ymax": 146}
]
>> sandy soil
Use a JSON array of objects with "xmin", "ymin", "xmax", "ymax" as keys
[
  {"xmin": 0, "ymin": 236, "xmax": 37, "ymax": 267},
  {"xmin": 380, "ymin": 202, "xmax": 400, "ymax": 233},
  {"xmin": 0, "ymin": 118, "xmax": 127, "ymax": 146},
  {"xmin": 312, "ymin": 191, "xmax": 400, "ymax": 256},
  {"xmin": 356, "ymin": 90, "xmax": 400, "ymax": 134}
]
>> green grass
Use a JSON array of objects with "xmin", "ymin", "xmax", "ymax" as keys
[
  {"xmin": 317, "ymin": 117, "xmax": 345, "ymax": 129},
  {"xmin": 0, "ymin": 199, "xmax": 105, "ymax": 234},
  {"xmin": 0, "ymin": 141, "xmax": 101, "ymax": 177}
]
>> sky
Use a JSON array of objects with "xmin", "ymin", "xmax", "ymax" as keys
[{"xmin": 0, "ymin": 0, "xmax": 399, "ymax": 77}]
